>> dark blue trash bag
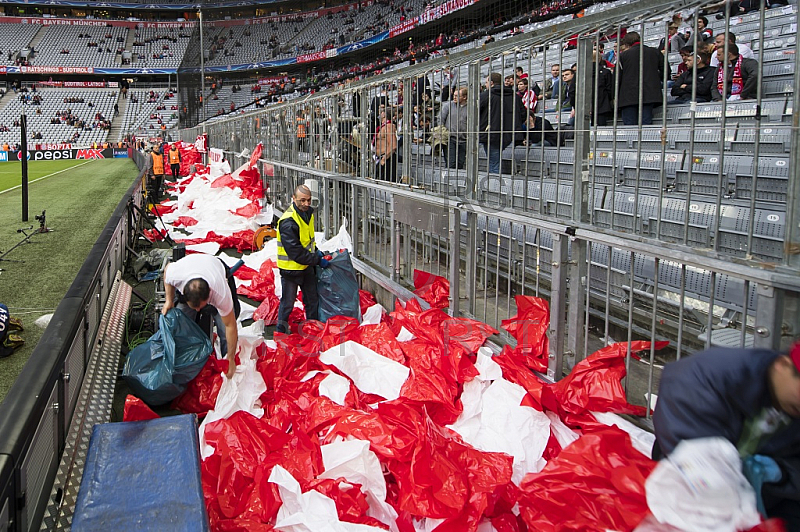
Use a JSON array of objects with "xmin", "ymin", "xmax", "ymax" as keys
[
  {"xmin": 123, "ymin": 308, "xmax": 213, "ymax": 405},
  {"xmin": 316, "ymin": 249, "xmax": 361, "ymax": 323}
]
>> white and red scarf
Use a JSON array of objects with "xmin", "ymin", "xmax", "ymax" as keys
[{"xmin": 718, "ymin": 54, "xmax": 743, "ymax": 97}]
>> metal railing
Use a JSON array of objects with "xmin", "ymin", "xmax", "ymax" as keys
[
  {"xmin": 0, "ymin": 166, "xmax": 144, "ymax": 531},
  {"xmin": 180, "ymin": 0, "xmax": 800, "ymax": 418}
]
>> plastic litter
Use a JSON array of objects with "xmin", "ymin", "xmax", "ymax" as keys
[
  {"xmin": 317, "ymin": 249, "xmax": 362, "ymax": 323},
  {"xmin": 122, "ymin": 308, "xmax": 213, "ymax": 405}
]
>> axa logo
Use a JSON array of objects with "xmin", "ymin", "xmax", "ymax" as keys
[{"xmin": 76, "ymin": 149, "xmax": 105, "ymax": 160}]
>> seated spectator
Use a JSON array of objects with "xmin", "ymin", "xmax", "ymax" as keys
[
  {"xmin": 671, "ymin": 51, "xmax": 716, "ymax": 103},
  {"xmin": 517, "ymin": 77, "xmax": 539, "ymax": 111},
  {"xmin": 659, "ymin": 23, "xmax": 686, "ymax": 53},
  {"xmin": 712, "ymin": 43, "xmax": 758, "ymax": 101},
  {"xmin": 559, "ymin": 66, "xmax": 576, "ymax": 111},
  {"xmin": 710, "ymin": 32, "xmax": 754, "ymax": 67},
  {"xmin": 517, "ymin": 112, "xmax": 557, "ymax": 147}
]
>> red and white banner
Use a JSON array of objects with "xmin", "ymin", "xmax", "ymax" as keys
[
  {"xmin": 418, "ymin": 0, "xmax": 478, "ymax": 24},
  {"xmin": 208, "ymin": 148, "xmax": 224, "ymax": 164},
  {"xmin": 0, "ymin": 16, "xmax": 197, "ymax": 29},
  {"xmin": 297, "ymin": 50, "xmax": 330, "ymax": 64},
  {"xmin": 20, "ymin": 66, "xmax": 94, "ymax": 74},
  {"xmin": 195, "ymin": 134, "xmax": 208, "ymax": 154},
  {"xmin": 0, "ymin": 66, "xmax": 6, "ymax": 75},
  {"xmin": 390, "ymin": 18, "xmax": 419, "ymax": 38},
  {"xmin": 39, "ymin": 81, "xmax": 107, "ymax": 88},
  {"xmin": 258, "ymin": 76, "xmax": 283, "ymax": 85},
  {"xmin": 35, "ymin": 143, "xmax": 73, "ymax": 150}
]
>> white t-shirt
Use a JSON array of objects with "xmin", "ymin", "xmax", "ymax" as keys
[
  {"xmin": 710, "ymin": 43, "xmax": 754, "ymax": 67},
  {"xmin": 164, "ymin": 254, "xmax": 234, "ymax": 316}
]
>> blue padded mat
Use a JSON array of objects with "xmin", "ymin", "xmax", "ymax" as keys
[{"xmin": 72, "ymin": 414, "xmax": 208, "ymax": 531}]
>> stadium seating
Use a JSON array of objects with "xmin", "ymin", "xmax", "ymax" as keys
[
  {"xmin": 0, "ymin": 23, "xmax": 40, "ymax": 63},
  {"xmin": 33, "ymin": 25, "xmax": 129, "ymax": 69},
  {"xmin": 0, "ymin": 88, "xmax": 116, "ymax": 147}
]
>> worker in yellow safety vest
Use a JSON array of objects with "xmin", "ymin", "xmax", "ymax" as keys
[
  {"xmin": 275, "ymin": 184, "xmax": 328, "ymax": 333},
  {"xmin": 168, "ymin": 143, "xmax": 181, "ymax": 177},
  {"xmin": 144, "ymin": 145, "xmax": 165, "ymax": 202}
]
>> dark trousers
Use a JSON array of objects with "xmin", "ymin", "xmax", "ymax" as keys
[
  {"xmin": 621, "ymin": 104, "xmax": 654, "ymax": 126},
  {"xmin": 276, "ymin": 267, "xmax": 319, "ymax": 333},
  {"xmin": 376, "ymin": 153, "xmax": 398, "ymax": 182},
  {"xmin": 448, "ymin": 137, "xmax": 467, "ymax": 169},
  {"xmin": 171, "ymin": 163, "xmax": 180, "ymax": 177},
  {"xmin": 148, "ymin": 172, "xmax": 164, "ymax": 202}
]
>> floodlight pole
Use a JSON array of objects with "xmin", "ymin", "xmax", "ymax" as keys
[
  {"xmin": 199, "ymin": 8, "xmax": 206, "ymax": 130},
  {"xmin": 20, "ymin": 113, "xmax": 28, "ymax": 222}
]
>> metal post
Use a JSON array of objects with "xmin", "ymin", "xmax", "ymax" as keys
[
  {"xmin": 449, "ymin": 207, "xmax": 461, "ymax": 317},
  {"xmin": 566, "ymin": 36, "xmax": 592, "ymax": 361},
  {"xmin": 548, "ymin": 233, "xmax": 569, "ymax": 380},
  {"xmin": 199, "ymin": 9, "xmax": 206, "ymax": 130},
  {"xmin": 786, "ymin": 19, "xmax": 800, "ymax": 269},
  {"xmin": 21, "ymin": 113, "xmax": 28, "ymax": 221},
  {"xmin": 465, "ymin": 62, "xmax": 480, "ymax": 202},
  {"xmin": 754, "ymin": 284, "xmax": 784, "ymax": 351}
]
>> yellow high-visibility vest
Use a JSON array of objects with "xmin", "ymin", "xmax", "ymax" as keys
[{"xmin": 276, "ymin": 204, "xmax": 315, "ymax": 271}]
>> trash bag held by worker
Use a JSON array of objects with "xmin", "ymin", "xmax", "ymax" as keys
[
  {"xmin": 316, "ymin": 249, "xmax": 362, "ymax": 324},
  {"xmin": 123, "ymin": 308, "xmax": 214, "ymax": 405}
]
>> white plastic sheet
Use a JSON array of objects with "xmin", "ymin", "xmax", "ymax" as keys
[
  {"xmin": 319, "ymin": 341, "xmax": 410, "ymax": 401},
  {"xmin": 360, "ymin": 304, "xmax": 385, "ymax": 326},
  {"xmin": 269, "ymin": 465, "xmax": 387, "ymax": 532},
  {"xmin": 645, "ymin": 437, "xmax": 761, "ymax": 532},
  {"xmin": 198, "ymin": 353, "xmax": 267, "ymax": 458},
  {"xmin": 448, "ymin": 350, "xmax": 551, "ymax": 485},
  {"xmin": 319, "ymin": 219, "xmax": 355, "ymax": 254},
  {"xmin": 319, "ymin": 439, "xmax": 400, "ymax": 531},
  {"xmin": 592, "ymin": 411, "xmax": 655, "ymax": 458}
]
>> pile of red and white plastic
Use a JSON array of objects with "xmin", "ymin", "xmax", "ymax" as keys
[{"xmin": 125, "ymin": 153, "xmax": 778, "ymax": 532}]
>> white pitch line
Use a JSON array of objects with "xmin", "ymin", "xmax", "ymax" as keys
[{"xmin": 0, "ymin": 161, "xmax": 93, "ymax": 195}]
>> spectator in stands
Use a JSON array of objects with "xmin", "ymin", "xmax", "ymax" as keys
[
  {"xmin": 712, "ymin": 43, "xmax": 758, "ymax": 101},
  {"xmin": 275, "ymin": 189, "xmax": 326, "ymax": 333},
  {"xmin": 617, "ymin": 31, "xmax": 665, "ymax": 125},
  {"xmin": 439, "ymin": 86, "xmax": 469, "ymax": 169},
  {"xmin": 517, "ymin": 111, "xmax": 557, "ymax": 147},
  {"xmin": 517, "ymin": 77, "xmax": 540, "ymax": 111},
  {"xmin": 559, "ymin": 67, "xmax": 576, "ymax": 112},
  {"xmin": 652, "ymin": 344, "xmax": 800, "ymax": 529},
  {"xmin": 710, "ymin": 32, "xmax": 754, "ymax": 67},
  {"xmin": 592, "ymin": 48, "xmax": 615, "ymax": 126},
  {"xmin": 375, "ymin": 107, "xmax": 398, "ymax": 182},
  {"xmin": 659, "ymin": 23, "xmax": 686, "ymax": 53},
  {"xmin": 544, "ymin": 64, "xmax": 560, "ymax": 99},
  {"xmin": 671, "ymin": 51, "xmax": 716, "ymax": 103},
  {"xmin": 504, "ymin": 74, "xmax": 516, "ymax": 88},
  {"xmin": 697, "ymin": 16, "xmax": 713, "ymax": 41},
  {"xmin": 441, "ymin": 66, "xmax": 458, "ymax": 101},
  {"xmin": 478, "ymin": 72, "xmax": 526, "ymax": 174}
]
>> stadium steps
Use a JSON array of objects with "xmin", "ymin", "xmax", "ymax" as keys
[
  {"xmin": 122, "ymin": 27, "xmax": 136, "ymax": 65},
  {"xmin": 26, "ymin": 25, "xmax": 48, "ymax": 53},
  {"xmin": 108, "ymin": 94, "xmax": 128, "ymax": 141}
]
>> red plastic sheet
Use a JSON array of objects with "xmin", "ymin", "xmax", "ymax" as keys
[
  {"xmin": 413, "ymin": 269, "xmax": 450, "ymax": 309},
  {"xmin": 501, "ymin": 296, "xmax": 550, "ymax": 373},
  {"xmin": 122, "ymin": 395, "xmax": 160, "ymax": 422},
  {"xmin": 142, "ymin": 228, "xmax": 167, "ymax": 242},
  {"xmin": 178, "ymin": 230, "xmax": 257, "ymax": 253},
  {"xmin": 178, "ymin": 142, "xmax": 201, "ymax": 177},
  {"xmin": 237, "ymin": 259, "xmax": 277, "ymax": 302},
  {"xmin": 541, "ymin": 341, "xmax": 668, "ymax": 426},
  {"xmin": 173, "ymin": 216, "xmax": 199, "ymax": 227},
  {"xmin": 518, "ymin": 426, "xmax": 656, "ymax": 532},
  {"xmin": 171, "ymin": 356, "xmax": 226, "ymax": 417},
  {"xmin": 359, "ymin": 290, "xmax": 378, "ymax": 315}
]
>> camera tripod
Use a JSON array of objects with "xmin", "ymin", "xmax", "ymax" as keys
[{"xmin": 0, "ymin": 210, "xmax": 53, "ymax": 267}]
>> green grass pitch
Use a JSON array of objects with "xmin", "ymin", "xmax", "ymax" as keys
[{"xmin": 0, "ymin": 158, "xmax": 140, "ymax": 403}]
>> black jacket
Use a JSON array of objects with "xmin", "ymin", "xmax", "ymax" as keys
[
  {"xmin": 671, "ymin": 64, "xmax": 717, "ymax": 101},
  {"xmin": 278, "ymin": 205, "xmax": 321, "ymax": 268},
  {"xmin": 478, "ymin": 84, "xmax": 526, "ymax": 150},
  {"xmin": 592, "ymin": 64, "xmax": 615, "ymax": 115},
  {"xmin": 617, "ymin": 43, "xmax": 665, "ymax": 107},
  {"xmin": 711, "ymin": 56, "xmax": 759, "ymax": 101},
  {"xmin": 653, "ymin": 347, "xmax": 800, "ymax": 514},
  {"xmin": 516, "ymin": 116, "xmax": 558, "ymax": 146}
]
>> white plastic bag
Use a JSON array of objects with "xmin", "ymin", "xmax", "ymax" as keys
[{"xmin": 645, "ymin": 437, "xmax": 761, "ymax": 532}]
